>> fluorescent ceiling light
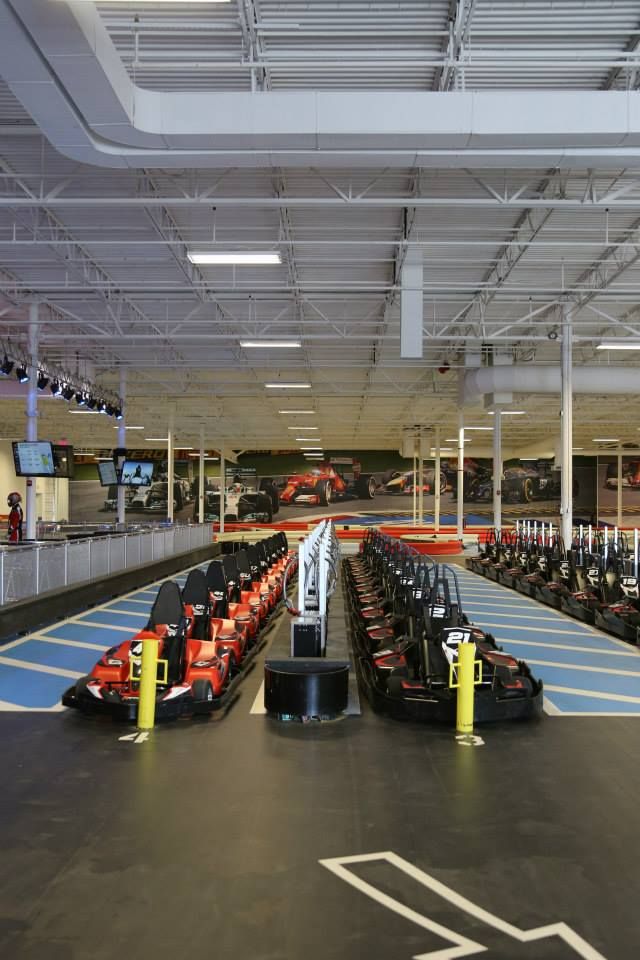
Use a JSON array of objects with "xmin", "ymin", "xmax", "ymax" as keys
[
  {"xmin": 279, "ymin": 410, "xmax": 315, "ymax": 414},
  {"xmin": 445, "ymin": 438, "xmax": 470, "ymax": 443},
  {"xmin": 430, "ymin": 447, "xmax": 453, "ymax": 453},
  {"xmin": 592, "ymin": 438, "xmax": 619, "ymax": 442},
  {"xmin": 488, "ymin": 410, "xmax": 525, "ymax": 416},
  {"xmin": 69, "ymin": 409, "xmax": 99, "ymax": 414},
  {"xmin": 300, "ymin": 447, "xmax": 323, "ymax": 451},
  {"xmin": 188, "ymin": 251, "xmax": 281, "ymax": 265},
  {"xmin": 113, "ymin": 425, "xmax": 144, "ymax": 430},
  {"xmin": 175, "ymin": 447, "xmax": 193, "ymax": 450},
  {"xmin": 146, "ymin": 437, "xmax": 169, "ymax": 442},
  {"xmin": 240, "ymin": 340, "xmax": 300, "ymax": 349},
  {"xmin": 573, "ymin": 447, "xmax": 584, "ymax": 451},
  {"xmin": 296, "ymin": 437, "xmax": 321, "ymax": 441},
  {"xmin": 287, "ymin": 425, "xmax": 318, "ymax": 430},
  {"xmin": 265, "ymin": 382, "xmax": 311, "ymax": 389},
  {"xmin": 95, "ymin": 457, "xmax": 113, "ymax": 461},
  {"xmin": 597, "ymin": 342, "xmax": 640, "ymax": 350},
  {"xmin": 465, "ymin": 426, "xmax": 493, "ymax": 431}
]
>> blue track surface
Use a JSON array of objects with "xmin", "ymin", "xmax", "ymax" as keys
[
  {"xmin": 2, "ymin": 556, "xmax": 639, "ymax": 716},
  {"xmin": 454, "ymin": 566, "xmax": 640, "ymax": 716},
  {"xmin": 0, "ymin": 562, "xmax": 208, "ymax": 711}
]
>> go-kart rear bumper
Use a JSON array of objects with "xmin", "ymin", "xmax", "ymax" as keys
[{"xmin": 357, "ymin": 658, "xmax": 544, "ymax": 725}]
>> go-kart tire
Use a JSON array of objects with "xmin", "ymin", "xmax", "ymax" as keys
[
  {"xmin": 522, "ymin": 478, "xmax": 534, "ymax": 503},
  {"xmin": 191, "ymin": 679, "xmax": 215, "ymax": 714},
  {"xmin": 316, "ymin": 479, "xmax": 332, "ymax": 506},
  {"xmin": 355, "ymin": 475, "xmax": 376, "ymax": 500}
]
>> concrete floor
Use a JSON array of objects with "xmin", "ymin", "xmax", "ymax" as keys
[{"xmin": 0, "ymin": 568, "xmax": 638, "ymax": 959}]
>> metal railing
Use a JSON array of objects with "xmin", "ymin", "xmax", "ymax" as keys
[
  {"xmin": 0, "ymin": 523, "xmax": 212, "ymax": 606},
  {"xmin": 295, "ymin": 519, "xmax": 340, "ymax": 653}
]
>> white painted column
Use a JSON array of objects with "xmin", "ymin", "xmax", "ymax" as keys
[
  {"xmin": 417, "ymin": 430, "xmax": 425, "ymax": 525},
  {"xmin": 219, "ymin": 452, "xmax": 225, "ymax": 534},
  {"xmin": 493, "ymin": 408, "xmax": 502, "ymax": 533},
  {"xmin": 560, "ymin": 302, "xmax": 573, "ymax": 546},
  {"xmin": 167, "ymin": 405, "xmax": 175, "ymax": 523},
  {"xmin": 617, "ymin": 451, "xmax": 623, "ymax": 529},
  {"xmin": 117, "ymin": 368, "xmax": 126, "ymax": 527},
  {"xmin": 25, "ymin": 306, "xmax": 39, "ymax": 540},
  {"xmin": 434, "ymin": 425, "xmax": 441, "ymax": 531},
  {"xmin": 457, "ymin": 408, "xmax": 464, "ymax": 539},
  {"xmin": 198, "ymin": 426, "xmax": 205, "ymax": 525},
  {"xmin": 412, "ymin": 437, "xmax": 418, "ymax": 526}
]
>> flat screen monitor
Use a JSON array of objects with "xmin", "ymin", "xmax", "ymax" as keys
[
  {"xmin": 12, "ymin": 441, "xmax": 55, "ymax": 477},
  {"xmin": 97, "ymin": 460, "xmax": 118, "ymax": 487},
  {"xmin": 120, "ymin": 460, "xmax": 154, "ymax": 487},
  {"xmin": 52, "ymin": 444, "xmax": 74, "ymax": 479}
]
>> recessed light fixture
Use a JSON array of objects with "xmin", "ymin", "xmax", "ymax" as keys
[
  {"xmin": 188, "ymin": 251, "xmax": 281, "ymax": 265},
  {"xmin": 265, "ymin": 382, "xmax": 311, "ymax": 389},
  {"xmin": 279, "ymin": 410, "xmax": 315, "ymax": 414},
  {"xmin": 597, "ymin": 341, "xmax": 640, "ymax": 350},
  {"xmin": 240, "ymin": 340, "xmax": 301, "ymax": 349},
  {"xmin": 592, "ymin": 438, "xmax": 619, "ymax": 442}
]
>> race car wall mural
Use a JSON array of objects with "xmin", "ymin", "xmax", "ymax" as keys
[{"xmin": 68, "ymin": 449, "xmax": 600, "ymax": 523}]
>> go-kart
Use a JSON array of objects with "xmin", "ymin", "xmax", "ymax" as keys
[
  {"xmin": 280, "ymin": 462, "xmax": 375, "ymax": 506},
  {"xmin": 62, "ymin": 580, "xmax": 240, "ymax": 720},
  {"xmin": 348, "ymin": 532, "xmax": 543, "ymax": 724}
]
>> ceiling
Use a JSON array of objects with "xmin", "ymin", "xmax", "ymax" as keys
[{"xmin": 1, "ymin": 0, "xmax": 640, "ymax": 458}]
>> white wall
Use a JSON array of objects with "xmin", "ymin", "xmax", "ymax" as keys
[{"xmin": 0, "ymin": 440, "xmax": 26, "ymax": 513}]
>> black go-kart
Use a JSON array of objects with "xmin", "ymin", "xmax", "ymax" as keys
[{"xmin": 347, "ymin": 531, "xmax": 543, "ymax": 724}]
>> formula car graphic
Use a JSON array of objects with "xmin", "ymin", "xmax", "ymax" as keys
[{"xmin": 280, "ymin": 461, "xmax": 375, "ymax": 506}]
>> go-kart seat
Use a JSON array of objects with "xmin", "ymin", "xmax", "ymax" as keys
[
  {"xmin": 148, "ymin": 581, "xmax": 187, "ymax": 684},
  {"xmin": 182, "ymin": 569, "xmax": 210, "ymax": 640}
]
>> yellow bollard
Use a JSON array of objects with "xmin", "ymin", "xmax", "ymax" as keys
[
  {"xmin": 456, "ymin": 642, "xmax": 476, "ymax": 735},
  {"xmin": 137, "ymin": 637, "xmax": 159, "ymax": 731}
]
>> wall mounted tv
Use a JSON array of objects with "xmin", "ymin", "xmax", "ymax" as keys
[
  {"xmin": 120, "ymin": 460, "xmax": 154, "ymax": 487},
  {"xmin": 97, "ymin": 460, "xmax": 118, "ymax": 487},
  {"xmin": 12, "ymin": 441, "xmax": 55, "ymax": 477},
  {"xmin": 52, "ymin": 444, "xmax": 74, "ymax": 479}
]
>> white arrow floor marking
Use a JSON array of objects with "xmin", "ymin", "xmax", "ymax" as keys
[{"xmin": 319, "ymin": 851, "xmax": 607, "ymax": 960}]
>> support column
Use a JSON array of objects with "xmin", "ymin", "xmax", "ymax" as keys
[
  {"xmin": 457, "ymin": 409, "xmax": 464, "ymax": 539},
  {"xmin": 167, "ymin": 405, "xmax": 175, "ymax": 523},
  {"xmin": 434, "ymin": 425, "xmax": 441, "ymax": 531},
  {"xmin": 417, "ymin": 430, "xmax": 425, "ymax": 525},
  {"xmin": 412, "ymin": 433, "xmax": 418, "ymax": 527},
  {"xmin": 219, "ymin": 452, "xmax": 225, "ymax": 534},
  {"xmin": 117, "ymin": 368, "xmax": 126, "ymax": 527},
  {"xmin": 493, "ymin": 408, "xmax": 502, "ymax": 533},
  {"xmin": 198, "ymin": 426, "xmax": 205, "ymax": 525},
  {"xmin": 25, "ymin": 305, "xmax": 39, "ymax": 540},
  {"xmin": 560, "ymin": 302, "xmax": 573, "ymax": 546},
  {"xmin": 617, "ymin": 451, "xmax": 623, "ymax": 529}
]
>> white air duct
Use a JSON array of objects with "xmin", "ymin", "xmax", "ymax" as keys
[{"xmin": 464, "ymin": 365, "xmax": 640, "ymax": 403}]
